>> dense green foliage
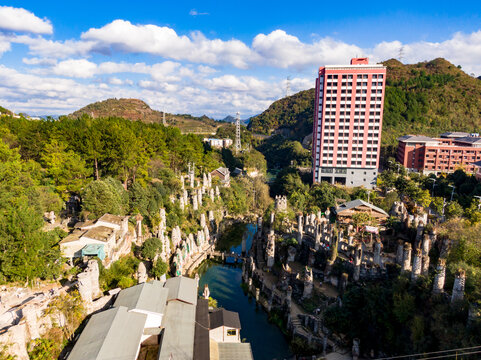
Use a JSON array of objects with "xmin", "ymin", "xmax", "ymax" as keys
[
  {"xmin": 248, "ymin": 89, "xmax": 315, "ymax": 139},
  {"xmin": 324, "ymin": 275, "xmax": 481, "ymax": 356},
  {"xmin": 257, "ymin": 135, "xmax": 311, "ymax": 169},
  {"xmin": 0, "ymin": 114, "xmax": 224, "ymax": 283}
]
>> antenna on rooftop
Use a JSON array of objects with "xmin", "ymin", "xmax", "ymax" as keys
[
  {"xmin": 286, "ymin": 76, "xmax": 291, "ymax": 97},
  {"xmin": 235, "ymin": 111, "xmax": 241, "ymax": 154}
]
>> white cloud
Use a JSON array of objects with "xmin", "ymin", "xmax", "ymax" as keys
[
  {"xmin": 252, "ymin": 30, "xmax": 363, "ymax": 69},
  {"xmin": 81, "ymin": 20, "xmax": 254, "ymax": 68},
  {"xmin": 0, "ymin": 6, "xmax": 52, "ymax": 34},
  {"xmin": 22, "ymin": 57, "xmax": 57, "ymax": 66},
  {"xmin": 189, "ymin": 9, "xmax": 209, "ymax": 16}
]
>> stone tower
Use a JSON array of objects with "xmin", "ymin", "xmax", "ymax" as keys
[
  {"xmin": 451, "ymin": 269, "xmax": 466, "ymax": 303},
  {"xmin": 433, "ymin": 258, "xmax": 446, "ymax": 294}
]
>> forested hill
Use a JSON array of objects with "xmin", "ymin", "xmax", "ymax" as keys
[
  {"xmin": 248, "ymin": 58, "xmax": 481, "ymax": 149},
  {"xmin": 70, "ymin": 98, "xmax": 223, "ymax": 134},
  {"xmin": 0, "ymin": 105, "xmax": 12, "ymax": 115},
  {"xmin": 248, "ymin": 88, "xmax": 315, "ymax": 138}
]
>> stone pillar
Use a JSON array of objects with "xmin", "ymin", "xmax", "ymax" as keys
[
  {"xmin": 77, "ymin": 271, "xmax": 93, "ymax": 303},
  {"xmin": 136, "ymin": 214, "xmax": 143, "ymax": 243},
  {"xmin": 179, "ymin": 196, "xmax": 185, "ymax": 211},
  {"xmin": 411, "ymin": 249, "xmax": 422, "ymax": 281},
  {"xmin": 396, "ymin": 240, "xmax": 404, "ymax": 265},
  {"xmin": 373, "ymin": 238, "xmax": 382, "ymax": 267},
  {"xmin": 137, "ymin": 262, "xmax": 148, "ymax": 284},
  {"xmin": 192, "ymin": 194, "xmax": 198, "ymax": 211},
  {"xmin": 451, "ymin": 269, "xmax": 466, "ymax": 303},
  {"xmin": 255, "ymin": 288, "xmax": 260, "ymax": 302},
  {"xmin": 266, "ymin": 230, "xmax": 275, "ymax": 269},
  {"xmin": 297, "ymin": 214, "xmax": 304, "ymax": 244},
  {"xmin": 200, "ymin": 213, "xmax": 206, "ymax": 228},
  {"xmin": 352, "ymin": 338, "xmax": 360, "ymax": 360},
  {"xmin": 286, "ymin": 286, "xmax": 292, "ymax": 307},
  {"xmin": 433, "ymin": 259, "xmax": 446, "ymax": 294},
  {"xmin": 197, "ymin": 188, "xmax": 203, "ymax": 207},
  {"xmin": 203, "ymin": 284, "xmax": 210, "ymax": 299},
  {"xmin": 402, "ymin": 243, "xmax": 412, "ymax": 272},
  {"xmin": 353, "ymin": 243, "xmax": 362, "ymax": 282},
  {"xmin": 210, "ymin": 188, "xmax": 215, "ymax": 202},
  {"xmin": 302, "ymin": 267, "xmax": 313, "ymax": 299},
  {"xmin": 422, "ymin": 255, "xmax": 430, "ymax": 275},
  {"xmin": 183, "ymin": 189, "xmax": 188, "ymax": 205}
]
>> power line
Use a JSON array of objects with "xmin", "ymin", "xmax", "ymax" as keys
[
  {"xmin": 377, "ymin": 345, "xmax": 481, "ymax": 360},
  {"xmin": 419, "ymin": 349, "xmax": 481, "ymax": 360}
]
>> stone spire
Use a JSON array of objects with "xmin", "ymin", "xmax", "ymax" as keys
[
  {"xmin": 203, "ymin": 284, "xmax": 210, "ymax": 299},
  {"xmin": 302, "ymin": 267, "xmax": 313, "ymax": 299},
  {"xmin": 396, "ymin": 240, "xmax": 404, "ymax": 265},
  {"xmin": 297, "ymin": 213, "xmax": 304, "ymax": 245},
  {"xmin": 137, "ymin": 262, "xmax": 148, "ymax": 284},
  {"xmin": 353, "ymin": 243, "xmax": 363, "ymax": 281},
  {"xmin": 266, "ymin": 230, "xmax": 275, "ymax": 269},
  {"xmin": 402, "ymin": 243, "xmax": 412, "ymax": 272},
  {"xmin": 433, "ymin": 258, "xmax": 446, "ymax": 294},
  {"xmin": 411, "ymin": 249, "xmax": 422, "ymax": 281},
  {"xmin": 373, "ymin": 238, "xmax": 382, "ymax": 267},
  {"xmin": 451, "ymin": 269, "xmax": 466, "ymax": 303}
]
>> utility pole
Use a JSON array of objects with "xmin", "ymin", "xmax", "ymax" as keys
[
  {"xmin": 448, "ymin": 185, "xmax": 455, "ymax": 202},
  {"xmin": 235, "ymin": 111, "xmax": 241, "ymax": 154},
  {"xmin": 286, "ymin": 76, "xmax": 291, "ymax": 97}
]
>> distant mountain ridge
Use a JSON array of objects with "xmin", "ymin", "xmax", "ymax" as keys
[
  {"xmin": 220, "ymin": 115, "xmax": 250, "ymax": 125},
  {"xmin": 69, "ymin": 98, "xmax": 224, "ymax": 134}
]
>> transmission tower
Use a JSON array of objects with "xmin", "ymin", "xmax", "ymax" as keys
[
  {"xmin": 235, "ymin": 111, "xmax": 241, "ymax": 154},
  {"xmin": 286, "ymin": 76, "xmax": 291, "ymax": 97}
]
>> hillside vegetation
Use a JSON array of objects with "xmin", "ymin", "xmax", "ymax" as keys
[
  {"xmin": 249, "ymin": 58, "xmax": 481, "ymax": 155},
  {"xmin": 70, "ymin": 98, "xmax": 224, "ymax": 134}
]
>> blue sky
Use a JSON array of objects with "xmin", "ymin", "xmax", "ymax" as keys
[{"xmin": 0, "ymin": 1, "xmax": 481, "ymax": 117}]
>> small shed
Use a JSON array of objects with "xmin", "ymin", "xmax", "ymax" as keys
[{"xmin": 334, "ymin": 199, "xmax": 389, "ymax": 222}]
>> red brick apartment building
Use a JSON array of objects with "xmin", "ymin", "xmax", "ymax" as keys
[
  {"xmin": 312, "ymin": 58, "xmax": 386, "ymax": 189},
  {"xmin": 397, "ymin": 132, "xmax": 481, "ymax": 175}
]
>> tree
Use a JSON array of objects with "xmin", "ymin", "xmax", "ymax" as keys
[
  {"xmin": 151, "ymin": 259, "xmax": 168, "ymax": 279},
  {"xmin": 41, "ymin": 139, "xmax": 90, "ymax": 199},
  {"xmin": 140, "ymin": 237, "xmax": 162, "ymax": 261},
  {"xmin": 82, "ymin": 178, "xmax": 128, "ymax": 218}
]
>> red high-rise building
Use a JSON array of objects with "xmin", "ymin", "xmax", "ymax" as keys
[{"xmin": 312, "ymin": 58, "xmax": 386, "ymax": 188}]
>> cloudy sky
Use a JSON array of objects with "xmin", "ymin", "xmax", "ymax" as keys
[{"xmin": 1, "ymin": 1, "xmax": 481, "ymax": 117}]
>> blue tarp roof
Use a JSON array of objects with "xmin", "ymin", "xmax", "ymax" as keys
[{"xmin": 81, "ymin": 244, "xmax": 105, "ymax": 260}]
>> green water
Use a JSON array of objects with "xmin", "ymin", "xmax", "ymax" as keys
[{"xmin": 198, "ymin": 223, "xmax": 293, "ymax": 360}]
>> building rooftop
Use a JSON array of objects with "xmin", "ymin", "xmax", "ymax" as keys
[
  {"xmin": 114, "ymin": 281, "xmax": 168, "ymax": 315},
  {"xmin": 217, "ymin": 343, "xmax": 254, "ymax": 360},
  {"xmin": 98, "ymin": 213, "xmax": 127, "ymax": 226},
  {"xmin": 59, "ymin": 229, "xmax": 85, "ymax": 244},
  {"xmin": 397, "ymin": 135, "xmax": 438, "ymax": 143},
  {"xmin": 335, "ymin": 199, "xmax": 388, "ymax": 217},
  {"xmin": 209, "ymin": 308, "xmax": 241, "ymax": 330},
  {"xmin": 212, "ymin": 167, "xmax": 230, "ymax": 177},
  {"xmin": 194, "ymin": 298, "xmax": 210, "ymax": 360},
  {"xmin": 83, "ymin": 226, "xmax": 116, "ymax": 242},
  {"xmin": 454, "ymin": 136, "xmax": 481, "ymax": 146},
  {"xmin": 158, "ymin": 301, "xmax": 196, "ymax": 360},
  {"xmin": 164, "ymin": 276, "xmax": 198, "ymax": 305},
  {"xmin": 67, "ymin": 306, "xmax": 146, "ymax": 360},
  {"xmin": 440, "ymin": 131, "xmax": 471, "ymax": 138}
]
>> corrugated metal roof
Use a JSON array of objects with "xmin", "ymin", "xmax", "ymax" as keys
[
  {"xmin": 114, "ymin": 281, "xmax": 168, "ymax": 315},
  {"xmin": 209, "ymin": 309, "xmax": 241, "ymax": 330},
  {"xmin": 194, "ymin": 298, "xmax": 210, "ymax": 360},
  {"xmin": 217, "ymin": 343, "xmax": 254, "ymax": 360},
  {"xmin": 335, "ymin": 199, "xmax": 388, "ymax": 216},
  {"xmin": 164, "ymin": 276, "xmax": 198, "ymax": 305},
  {"xmin": 67, "ymin": 306, "xmax": 146, "ymax": 360},
  {"xmin": 158, "ymin": 301, "xmax": 196, "ymax": 360}
]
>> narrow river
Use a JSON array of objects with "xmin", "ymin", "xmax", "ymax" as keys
[{"xmin": 197, "ymin": 224, "xmax": 293, "ymax": 360}]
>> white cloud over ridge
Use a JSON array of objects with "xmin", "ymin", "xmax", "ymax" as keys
[{"xmin": 0, "ymin": 6, "xmax": 52, "ymax": 34}]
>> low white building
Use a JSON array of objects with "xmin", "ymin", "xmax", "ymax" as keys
[
  {"xmin": 60, "ymin": 214, "xmax": 130, "ymax": 265},
  {"xmin": 203, "ymin": 138, "xmax": 233, "ymax": 149}
]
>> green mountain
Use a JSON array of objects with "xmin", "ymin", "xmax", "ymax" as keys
[
  {"xmin": 70, "ymin": 98, "xmax": 223, "ymax": 134},
  {"xmin": 0, "ymin": 105, "xmax": 13, "ymax": 115},
  {"xmin": 249, "ymin": 58, "xmax": 481, "ymax": 155}
]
